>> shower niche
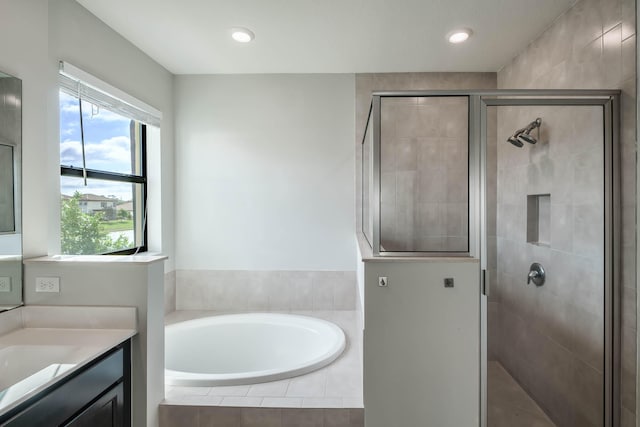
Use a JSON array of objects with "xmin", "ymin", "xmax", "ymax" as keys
[
  {"xmin": 526, "ymin": 194, "xmax": 551, "ymax": 246},
  {"xmin": 361, "ymin": 90, "xmax": 620, "ymax": 427}
]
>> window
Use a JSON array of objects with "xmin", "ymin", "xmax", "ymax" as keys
[{"xmin": 59, "ymin": 88, "xmax": 147, "ymax": 255}]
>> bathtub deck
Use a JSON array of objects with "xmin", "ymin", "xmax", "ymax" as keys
[{"xmin": 163, "ymin": 310, "xmax": 363, "ymax": 409}]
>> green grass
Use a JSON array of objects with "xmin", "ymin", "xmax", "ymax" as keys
[{"xmin": 100, "ymin": 220, "xmax": 133, "ymax": 233}]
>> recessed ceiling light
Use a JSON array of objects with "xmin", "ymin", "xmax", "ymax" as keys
[
  {"xmin": 231, "ymin": 27, "xmax": 255, "ymax": 43},
  {"xmin": 447, "ymin": 28, "xmax": 472, "ymax": 44}
]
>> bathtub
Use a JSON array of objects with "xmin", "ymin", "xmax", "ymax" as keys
[{"xmin": 165, "ymin": 313, "xmax": 346, "ymax": 386}]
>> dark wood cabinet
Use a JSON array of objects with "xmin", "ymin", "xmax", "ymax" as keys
[
  {"xmin": 0, "ymin": 340, "xmax": 131, "ymax": 427},
  {"xmin": 66, "ymin": 383, "xmax": 124, "ymax": 427}
]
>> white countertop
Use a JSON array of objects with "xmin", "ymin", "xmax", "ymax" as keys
[
  {"xmin": 0, "ymin": 306, "xmax": 137, "ymax": 417},
  {"xmin": 0, "ymin": 327, "xmax": 135, "ymax": 416}
]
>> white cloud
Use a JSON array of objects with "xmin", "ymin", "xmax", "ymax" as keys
[
  {"xmin": 60, "ymin": 140, "xmax": 82, "ymax": 165},
  {"xmin": 61, "ymin": 126, "xmax": 77, "ymax": 136},
  {"xmin": 61, "ymin": 103, "xmax": 79, "ymax": 114},
  {"xmin": 60, "ymin": 136, "xmax": 136, "ymax": 173}
]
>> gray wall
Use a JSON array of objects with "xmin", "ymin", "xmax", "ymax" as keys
[
  {"xmin": 355, "ymin": 72, "xmax": 497, "ymax": 245},
  {"xmin": 496, "ymin": 0, "xmax": 637, "ymax": 425},
  {"xmin": 379, "ymin": 96, "xmax": 469, "ymax": 252}
]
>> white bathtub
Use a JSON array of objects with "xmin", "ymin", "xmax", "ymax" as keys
[{"xmin": 165, "ymin": 313, "xmax": 346, "ymax": 386}]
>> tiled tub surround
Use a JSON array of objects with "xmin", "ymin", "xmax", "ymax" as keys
[
  {"xmin": 165, "ymin": 270, "xmax": 176, "ymax": 314},
  {"xmin": 496, "ymin": 0, "xmax": 637, "ymax": 425},
  {"xmin": 175, "ymin": 270, "xmax": 357, "ymax": 311},
  {"xmin": 161, "ymin": 310, "xmax": 363, "ymax": 427}
]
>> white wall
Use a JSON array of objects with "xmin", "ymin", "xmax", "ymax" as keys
[
  {"xmin": 363, "ymin": 259, "xmax": 480, "ymax": 427},
  {"xmin": 49, "ymin": 0, "xmax": 175, "ymax": 270},
  {"xmin": 0, "ymin": 2, "xmax": 174, "ymax": 424},
  {"xmin": 0, "ymin": 0, "xmax": 53, "ymax": 259},
  {"xmin": 24, "ymin": 258, "xmax": 166, "ymax": 427},
  {"xmin": 0, "ymin": 0, "xmax": 176, "ymax": 270},
  {"xmin": 174, "ymin": 74, "xmax": 355, "ymax": 271}
]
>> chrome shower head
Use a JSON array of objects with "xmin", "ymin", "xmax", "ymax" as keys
[
  {"xmin": 517, "ymin": 131, "xmax": 537, "ymax": 144},
  {"xmin": 506, "ymin": 118, "xmax": 542, "ymax": 147},
  {"xmin": 519, "ymin": 118, "xmax": 542, "ymax": 144},
  {"xmin": 507, "ymin": 135, "xmax": 524, "ymax": 147}
]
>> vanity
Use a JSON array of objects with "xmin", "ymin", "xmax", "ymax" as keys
[
  {"xmin": 0, "ymin": 70, "xmax": 142, "ymax": 425},
  {"xmin": 0, "ymin": 306, "xmax": 136, "ymax": 427},
  {"xmin": 0, "ymin": 65, "xmax": 165, "ymax": 427}
]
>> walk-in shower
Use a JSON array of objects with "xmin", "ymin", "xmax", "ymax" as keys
[{"xmin": 361, "ymin": 90, "xmax": 620, "ymax": 427}]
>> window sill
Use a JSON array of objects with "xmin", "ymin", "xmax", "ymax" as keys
[{"xmin": 23, "ymin": 253, "xmax": 167, "ymax": 266}]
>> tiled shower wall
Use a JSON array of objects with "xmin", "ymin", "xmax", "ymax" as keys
[
  {"xmin": 491, "ymin": 105, "xmax": 605, "ymax": 427},
  {"xmin": 355, "ymin": 72, "xmax": 497, "ymax": 239},
  {"xmin": 496, "ymin": 0, "xmax": 637, "ymax": 425},
  {"xmin": 379, "ymin": 97, "xmax": 469, "ymax": 252},
  {"xmin": 174, "ymin": 270, "xmax": 357, "ymax": 311}
]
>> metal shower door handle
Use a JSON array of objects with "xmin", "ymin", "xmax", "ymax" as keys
[{"xmin": 527, "ymin": 262, "xmax": 545, "ymax": 286}]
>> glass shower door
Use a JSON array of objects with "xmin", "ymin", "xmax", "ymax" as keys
[{"xmin": 481, "ymin": 97, "xmax": 617, "ymax": 427}]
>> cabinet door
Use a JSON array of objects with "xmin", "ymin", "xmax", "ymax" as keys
[
  {"xmin": 2, "ymin": 347, "xmax": 125, "ymax": 427},
  {"xmin": 65, "ymin": 383, "xmax": 124, "ymax": 427}
]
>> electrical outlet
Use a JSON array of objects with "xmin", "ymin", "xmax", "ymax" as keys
[
  {"xmin": 0, "ymin": 277, "xmax": 10, "ymax": 292},
  {"xmin": 35, "ymin": 277, "xmax": 60, "ymax": 293}
]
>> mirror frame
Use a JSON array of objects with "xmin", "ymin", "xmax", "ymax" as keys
[{"xmin": 0, "ymin": 70, "xmax": 22, "ymax": 312}]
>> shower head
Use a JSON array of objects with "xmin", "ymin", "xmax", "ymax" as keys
[
  {"xmin": 506, "ymin": 118, "xmax": 542, "ymax": 147},
  {"xmin": 507, "ymin": 135, "xmax": 524, "ymax": 147},
  {"xmin": 517, "ymin": 131, "xmax": 537, "ymax": 144}
]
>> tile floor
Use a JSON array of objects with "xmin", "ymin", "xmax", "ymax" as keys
[
  {"xmin": 487, "ymin": 361, "xmax": 556, "ymax": 427},
  {"xmin": 163, "ymin": 310, "xmax": 363, "ymax": 409}
]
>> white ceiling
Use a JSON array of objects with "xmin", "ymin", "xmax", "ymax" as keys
[{"xmin": 76, "ymin": 0, "xmax": 576, "ymax": 75}]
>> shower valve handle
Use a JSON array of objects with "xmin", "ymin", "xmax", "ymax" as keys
[{"xmin": 527, "ymin": 263, "xmax": 545, "ymax": 286}]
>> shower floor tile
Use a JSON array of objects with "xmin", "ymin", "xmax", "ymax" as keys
[
  {"xmin": 488, "ymin": 361, "xmax": 556, "ymax": 427},
  {"xmin": 163, "ymin": 310, "xmax": 363, "ymax": 409}
]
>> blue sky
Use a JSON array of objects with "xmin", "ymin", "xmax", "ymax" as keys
[{"xmin": 59, "ymin": 91, "xmax": 138, "ymax": 201}]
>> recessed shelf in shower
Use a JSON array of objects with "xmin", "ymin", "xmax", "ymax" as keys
[{"xmin": 526, "ymin": 194, "xmax": 550, "ymax": 246}]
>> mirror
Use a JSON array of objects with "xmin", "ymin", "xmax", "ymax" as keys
[{"xmin": 0, "ymin": 70, "xmax": 22, "ymax": 312}]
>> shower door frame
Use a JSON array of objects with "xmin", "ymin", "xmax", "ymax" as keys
[
  {"xmin": 368, "ymin": 92, "xmax": 477, "ymax": 257},
  {"xmin": 365, "ymin": 89, "xmax": 620, "ymax": 426},
  {"xmin": 476, "ymin": 90, "xmax": 620, "ymax": 427}
]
